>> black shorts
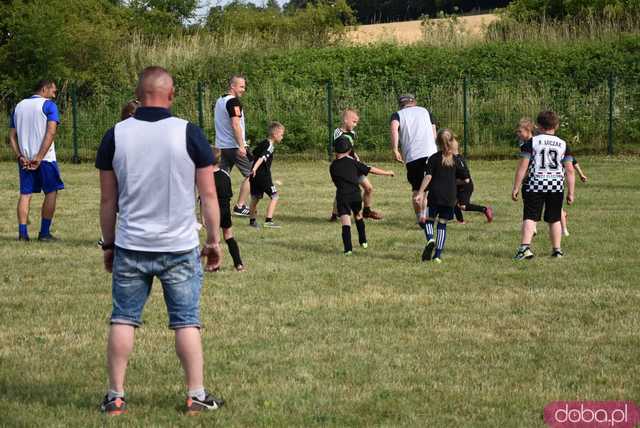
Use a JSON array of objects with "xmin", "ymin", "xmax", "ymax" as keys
[
  {"xmin": 523, "ymin": 191, "xmax": 563, "ymax": 223},
  {"xmin": 219, "ymin": 148, "xmax": 253, "ymax": 177},
  {"xmin": 219, "ymin": 199, "xmax": 232, "ymax": 229},
  {"xmin": 406, "ymin": 157, "xmax": 429, "ymax": 191},
  {"xmin": 427, "ymin": 204, "xmax": 455, "ymax": 221},
  {"xmin": 250, "ymin": 175, "xmax": 277, "ymax": 199},
  {"xmin": 336, "ymin": 196, "xmax": 362, "ymax": 217},
  {"xmin": 457, "ymin": 181, "xmax": 474, "ymax": 207}
]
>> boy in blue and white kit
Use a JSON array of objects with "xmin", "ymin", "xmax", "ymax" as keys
[
  {"xmin": 8, "ymin": 79, "xmax": 65, "ymax": 241},
  {"xmin": 511, "ymin": 111, "xmax": 576, "ymax": 259}
]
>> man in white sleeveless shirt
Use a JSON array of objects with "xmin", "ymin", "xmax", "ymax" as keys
[
  {"xmin": 96, "ymin": 66, "xmax": 224, "ymax": 415},
  {"xmin": 9, "ymin": 79, "xmax": 64, "ymax": 241},
  {"xmin": 389, "ymin": 94, "xmax": 437, "ymax": 224}
]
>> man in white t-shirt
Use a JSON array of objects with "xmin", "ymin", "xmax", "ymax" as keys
[
  {"xmin": 214, "ymin": 75, "xmax": 252, "ymax": 216},
  {"xmin": 96, "ymin": 66, "xmax": 224, "ymax": 415},
  {"xmin": 8, "ymin": 79, "xmax": 64, "ymax": 241},
  {"xmin": 389, "ymin": 94, "xmax": 437, "ymax": 224}
]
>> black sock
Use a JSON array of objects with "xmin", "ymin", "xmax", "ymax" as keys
[
  {"xmin": 467, "ymin": 203, "xmax": 486, "ymax": 213},
  {"xmin": 355, "ymin": 218, "xmax": 367, "ymax": 244},
  {"xmin": 265, "ymin": 217, "xmax": 272, "ymax": 223},
  {"xmin": 225, "ymin": 237, "xmax": 243, "ymax": 267},
  {"xmin": 454, "ymin": 206, "xmax": 464, "ymax": 222},
  {"xmin": 342, "ymin": 225, "xmax": 352, "ymax": 252},
  {"xmin": 363, "ymin": 206, "xmax": 371, "ymax": 215}
]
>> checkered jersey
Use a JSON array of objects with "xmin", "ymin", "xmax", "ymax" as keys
[{"xmin": 521, "ymin": 134, "xmax": 573, "ymax": 193}]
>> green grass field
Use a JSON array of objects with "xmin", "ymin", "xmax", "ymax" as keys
[{"xmin": 0, "ymin": 157, "xmax": 639, "ymax": 427}]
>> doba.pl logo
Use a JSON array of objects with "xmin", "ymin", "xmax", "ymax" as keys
[{"xmin": 544, "ymin": 401, "xmax": 640, "ymax": 428}]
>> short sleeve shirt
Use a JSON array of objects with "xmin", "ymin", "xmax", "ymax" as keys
[
  {"xmin": 520, "ymin": 134, "xmax": 573, "ymax": 193},
  {"xmin": 329, "ymin": 156, "xmax": 370, "ymax": 198}
]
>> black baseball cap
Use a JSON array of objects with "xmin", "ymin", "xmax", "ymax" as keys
[
  {"xmin": 334, "ymin": 137, "xmax": 353, "ymax": 154},
  {"xmin": 398, "ymin": 94, "xmax": 416, "ymax": 105}
]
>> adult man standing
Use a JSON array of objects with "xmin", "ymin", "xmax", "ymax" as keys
[
  {"xmin": 9, "ymin": 79, "xmax": 64, "ymax": 241},
  {"xmin": 214, "ymin": 75, "xmax": 252, "ymax": 216},
  {"xmin": 389, "ymin": 94, "xmax": 438, "ymax": 224},
  {"xmin": 96, "ymin": 66, "xmax": 224, "ymax": 415}
]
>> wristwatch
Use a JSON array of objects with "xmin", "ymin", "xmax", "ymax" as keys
[{"xmin": 101, "ymin": 242, "xmax": 115, "ymax": 251}]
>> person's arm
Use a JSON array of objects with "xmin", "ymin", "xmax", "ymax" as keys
[
  {"xmin": 230, "ymin": 116, "xmax": 246, "ymax": 156},
  {"xmin": 29, "ymin": 121, "xmax": 57, "ymax": 170},
  {"xmin": 575, "ymin": 163, "xmax": 588, "ymax": 182},
  {"xmin": 369, "ymin": 166, "xmax": 394, "ymax": 177},
  {"xmin": 197, "ymin": 166, "xmax": 223, "ymax": 272},
  {"xmin": 8, "ymin": 128, "xmax": 28, "ymax": 168},
  {"xmin": 414, "ymin": 174, "xmax": 432, "ymax": 206},
  {"xmin": 389, "ymin": 119, "xmax": 403, "ymax": 163},
  {"xmin": 251, "ymin": 156, "xmax": 264, "ymax": 177},
  {"xmin": 432, "ymin": 124, "xmax": 437, "ymax": 141},
  {"xmin": 99, "ymin": 170, "xmax": 118, "ymax": 273},
  {"xmin": 511, "ymin": 158, "xmax": 529, "ymax": 201}
]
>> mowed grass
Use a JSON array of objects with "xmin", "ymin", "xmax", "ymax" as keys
[{"xmin": 0, "ymin": 157, "xmax": 639, "ymax": 427}]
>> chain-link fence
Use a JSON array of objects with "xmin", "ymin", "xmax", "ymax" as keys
[{"xmin": 1, "ymin": 76, "xmax": 637, "ymax": 162}]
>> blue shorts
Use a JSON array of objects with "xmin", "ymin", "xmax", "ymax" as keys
[
  {"xmin": 19, "ymin": 161, "xmax": 65, "ymax": 194},
  {"xmin": 111, "ymin": 247, "xmax": 203, "ymax": 329},
  {"xmin": 428, "ymin": 205, "xmax": 454, "ymax": 221}
]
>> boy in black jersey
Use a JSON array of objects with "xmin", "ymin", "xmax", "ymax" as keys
[
  {"xmin": 211, "ymin": 148, "xmax": 244, "ymax": 271},
  {"xmin": 452, "ymin": 145, "xmax": 494, "ymax": 224},
  {"xmin": 330, "ymin": 137, "xmax": 394, "ymax": 255},
  {"xmin": 414, "ymin": 129, "xmax": 469, "ymax": 263},
  {"xmin": 249, "ymin": 122, "xmax": 284, "ymax": 229},
  {"xmin": 512, "ymin": 111, "xmax": 576, "ymax": 259}
]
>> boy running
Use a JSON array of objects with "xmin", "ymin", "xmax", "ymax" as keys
[
  {"xmin": 211, "ymin": 148, "xmax": 244, "ymax": 271},
  {"xmin": 249, "ymin": 122, "xmax": 284, "ymax": 229},
  {"xmin": 329, "ymin": 109, "xmax": 383, "ymax": 221},
  {"xmin": 414, "ymin": 129, "xmax": 468, "ymax": 263},
  {"xmin": 512, "ymin": 111, "xmax": 576, "ymax": 259},
  {"xmin": 330, "ymin": 137, "xmax": 394, "ymax": 255}
]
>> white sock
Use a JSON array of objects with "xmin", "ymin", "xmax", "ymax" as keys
[
  {"xmin": 107, "ymin": 389, "xmax": 124, "ymax": 400},
  {"xmin": 188, "ymin": 387, "xmax": 206, "ymax": 401}
]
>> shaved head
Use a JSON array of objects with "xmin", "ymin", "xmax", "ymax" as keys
[{"xmin": 136, "ymin": 66, "xmax": 174, "ymax": 107}]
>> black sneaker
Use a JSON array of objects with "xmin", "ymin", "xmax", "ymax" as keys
[
  {"xmin": 513, "ymin": 247, "xmax": 534, "ymax": 260},
  {"xmin": 100, "ymin": 395, "xmax": 127, "ymax": 415},
  {"xmin": 551, "ymin": 249, "xmax": 564, "ymax": 258},
  {"xmin": 186, "ymin": 392, "xmax": 225, "ymax": 415},
  {"xmin": 233, "ymin": 205, "xmax": 250, "ymax": 217},
  {"xmin": 18, "ymin": 235, "xmax": 30, "ymax": 242},
  {"xmin": 421, "ymin": 239, "xmax": 435, "ymax": 261},
  {"xmin": 38, "ymin": 233, "xmax": 58, "ymax": 242}
]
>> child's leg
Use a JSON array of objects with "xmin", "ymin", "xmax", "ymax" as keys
[
  {"xmin": 549, "ymin": 221, "xmax": 562, "ymax": 250},
  {"xmin": 265, "ymin": 195, "xmax": 278, "ymax": 222},
  {"xmin": 466, "ymin": 203, "xmax": 486, "ymax": 213},
  {"xmin": 521, "ymin": 220, "xmax": 537, "ymax": 246},
  {"xmin": 360, "ymin": 177, "xmax": 373, "ymax": 212},
  {"xmin": 340, "ymin": 214, "xmax": 353, "ymax": 253},
  {"xmin": 454, "ymin": 205, "xmax": 465, "ymax": 222},
  {"xmin": 424, "ymin": 207, "xmax": 435, "ymax": 242},
  {"xmin": 353, "ymin": 204, "xmax": 366, "ymax": 246},
  {"xmin": 249, "ymin": 196, "xmax": 259, "ymax": 225},
  {"xmin": 223, "ymin": 227, "xmax": 243, "ymax": 269},
  {"xmin": 561, "ymin": 209, "xmax": 569, "ymax": 236},
  {"xmin": 434, "ymin": 219, "xmax": 448, "ymax": 259}
]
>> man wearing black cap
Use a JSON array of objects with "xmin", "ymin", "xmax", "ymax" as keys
[
  {"xmin": 389, "ymin": 94, "xmax": 438, "ymax": 225},
  {"xmin": 329, "ymin": 136, "xmax": 395, "ymax": 255}
]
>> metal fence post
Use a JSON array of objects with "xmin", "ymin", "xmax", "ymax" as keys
[
  {"xmin": 71, "ymin": 84, "xmax": 80, "ymax": 164},
  {"xmin": 197, "ymin": 81, "xmax": 204, "ymax": 130},
  {"xmin": 463, "ymin": 76, "xmax": 470, "ymax": 158},
  {"xmin": 326, "ymin": 80, "xmax": 333, "ymax": 161},
  {"xmin": 608, "ymin": 75, "xmax": 615, "ymax": 155}
]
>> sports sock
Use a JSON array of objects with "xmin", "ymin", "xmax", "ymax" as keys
[
  {"xmin": 341, "ymin": 225, "xmax": 352, "ymax": 252},
  {"xmin": 454, "ymin": 206, "xmax": 464, "ymax": 222},
  {"xmin": 107, "ymin": 389, "xmax": 125, "ymax": 400},
  {"xmin": 40, "ymin": 218, "xmax": 52, "ymax": 236},
  {"xmin": 424, "ymin": 220, "xmax": 434, "ymax": 241},
  {"xmin": 19, "ymin": 224, "xmax": 28, "ymax": 238},
  {"xmin": 363, "ymin": 206, "xmax": 371, "ymax": 215},
  {"xmin": 355, "ymin": 218, "xmax": 367, "ymax": 244},
  {"xmin": 519, "ymin": 244, "xmax": 530, "ymax": 251},
  {"xmin": 265, "ymin": 217, "xmax": 272, "ymax": 223},
  {"xmin": 188, "ymin": 387, "xmax": 206, "ymax": 401},
  {"xmin": 467, "ymin": 204, "xmax": 486, "ymax": 213},
  {"xmin": 434, "ymin": 222, "xmax": 447, "ymax": 258},
  {"xmin": 225, "ymin": 237, "xmax": 243, "ymax": 267}
]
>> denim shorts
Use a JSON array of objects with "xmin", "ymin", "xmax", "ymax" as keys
[{"xmin": 111, "ymin": 246, "xmax": 203, "ymax": 329}]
